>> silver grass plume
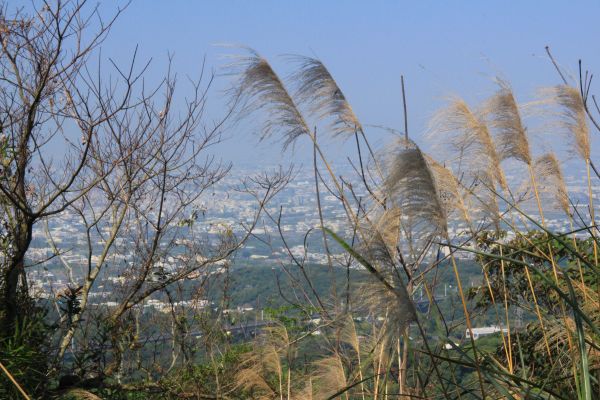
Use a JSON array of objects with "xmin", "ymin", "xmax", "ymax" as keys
[
  {"xmin": 484, "ymin": 80, "xmax": 531, "ymax": 164},
  {"xmin": 534, "ymin": 153, "xmax": 570, "ymax": 215},
  {"xmin": 359, "ymin": 273, "xmax": 416, "ymax": 343},
  {"xmin": 235, "ymin": 324, "xmax": 290, "ymax": 398},
  {"xmin": 289, "ymin": 55, "xmax": 363, "ymax": 137},
  {"xmin": 368, "ymin": 206, "xmax": 402, "ymax": 259},
  {"xmin": 229, "ymin": 49, "xmax": 310, "ymax": 150},
  {"xmin": 235, "ymin": 368, "xmax": 276, "ymax": 400},
  {"xmin": 338, "ymin": 313, "xmax": 367, "ymax": 397},
  {"xmin": 384, "ymin": 138, "xmax": 447, "ymax": 240},
  {"xmin": 429, "ymin": 97, "xmax": 508, "ymax": 191},
  {"xmin": 536, "ymin": 296, "xmax": 600, "ymax": 375},
  {"xmin": 476, "ymin": 173, "xmax": 503, "ymax": 231},
  {"xmin": 429, "ymin": 98, "xmax": 504, "ymax": 228},
  {"xmin": 356, "ymin": 211, "xmax": 416, "ymax": 337},
  {"xmin": 540, "ymin": 85, "xmax": 590, "ymax": 161},
  {"xmin": 339, "ymin": 314, "xmax": 361, "ymax": 356},
  {"xmin": 351, "ymin": 139, "xmax": 442, "ymax": 341},
  {"xmin": 424, "ymin": 154, "xmax": 471, "ymax": 227},
  {"xmin": 297, "ymin": 378, "xmax": 314, "ymax": 400},
  {"xmin": 311, "ymin": 353, "xmax": 348, "ymax": 399}
]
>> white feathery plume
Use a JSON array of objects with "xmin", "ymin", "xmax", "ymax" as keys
[
  {"xmin": 384, "ymin": 138, "xmax": 447, "ymax": 240},
  {"xmin": 228, "ymin": 48, "xmax": 311, "ymax": 150},
  {"xmin": 312, "ymin": 353, "xmax": 348, "ymax": 399},
  {"xmin": 429, "ymin": 97, "xmax": 508, "ymax": 191},
  {"xmin": 483, "ymin": 80, "xmax": 531, "ymax": 165},
  {"xmin": 290, "ymin": 55, "xmax": 363, "ymax": 137},
  {"xmin": 424, "ymin": 154, "xmax": 471, "ymax": 227},
  {"xmin": 534, "ymin": 153, "xmax": 570, "ymax": 215},
  {"xmin": 538, "ymin": 85, "xmax": 590, "ymax": 161}
]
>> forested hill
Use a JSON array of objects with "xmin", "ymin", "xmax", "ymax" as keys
[{"xmin": 203, "ymin": 259, "xmax": 483, "ymax": 309}]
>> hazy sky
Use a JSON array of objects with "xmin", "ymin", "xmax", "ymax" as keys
[{"xmin": 19, "ymin": 1, "xmax": 600, "ymax": 168}]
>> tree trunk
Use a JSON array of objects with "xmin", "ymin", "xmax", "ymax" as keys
[{"xmin": 3, "ymin": 218, "xmax": 32, "ymax": 336}]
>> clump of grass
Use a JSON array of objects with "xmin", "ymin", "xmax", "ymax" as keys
[{"xmin": 227, "ymin": 50, "xmax": 600, "ymax": 400}]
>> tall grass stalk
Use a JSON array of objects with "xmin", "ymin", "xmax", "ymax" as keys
[{"xmin": 0, "ymin": 361, "xmax": 30, "ymax": 400}]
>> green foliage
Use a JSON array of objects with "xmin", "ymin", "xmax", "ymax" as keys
[
  {"xmin": 157, "ymin": 343, "xmax": 251, "ymax": 399},
  {"xmin": 0, "ymin": 308, "xmax": 52, "ymax": 399},
  {"xmin": 264, "ymin": 304, "xmax": 312, "ymax": 335},
  {"xmin": 469, "ymin": 230, "xmax": 592, "ymax": 310},
  {"xmin": 205, "ymin": 263, "xmax": 368, "ymax": 309},
  {"xmin": 463, "ymin": 228, "xmax": 600, "ymax": 398}
]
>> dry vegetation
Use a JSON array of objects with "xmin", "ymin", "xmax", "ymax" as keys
[
  {"xmin": 1, "ymin": 2, "xmax": 600, "ymax": 400},
  {"xmin": 219, "ymin": 48, "xmax": 600, "ymax": 399}
]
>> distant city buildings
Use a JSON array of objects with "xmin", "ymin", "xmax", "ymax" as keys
[{"xmin": 24, "ymin": 163, "xmax": 597, "ymax": 314}]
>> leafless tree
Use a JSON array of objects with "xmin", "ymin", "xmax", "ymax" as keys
[
  {"xmin": 0, "ymin": 0, "xmax": 133, "ymax": 335},
  {"xmin": 0, "ymin": 3, "xmax": 292, "ymax": 389}
]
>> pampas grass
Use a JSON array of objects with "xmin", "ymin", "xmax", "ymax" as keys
[
  {"xmin": 425, "ymin": 155, "xmax": 472, "ymax": 228},
  {"xmin": 430, "ymin": 97, "xmax": 508, "ymax": 191},
  {"xmin": 371, "ymin": 206, "xmax": 403, "ymax": 258},
  {"xmin": 428, "ymin": 98, "xmax": 506, "ymax": 229},
  {"xmin": 357, "ymin": 213, "xmax": 417, "ymax": 340},
  {"xmin": 534, "ymin": 152, "xmax": 570, "ymax": 215},
  {"xmin": 226, "ymin": 48, "xmax": 600, "ymax": 397},
  {"xmin": 484, "ymin": 80, "xmax": 531, "ymax": 165},
  {"xmin": 359, "ymin": 273, "xmax": 416, "ymax": 344},
  {"xmin": 539, "ymin": 84, "xmax": 597, "ymax": 265},
  {"xmin": 539, "ymin": 85, "xmax": 590, "ymax": 161},
  {"xmin": 384, "ymin": 138, "xmax": 447, "ymax": 243},
  {"xmin": 340, "ymin": 314, "xmax": 366, "ymax": 400},
  {"xmin": 534, "ymin": 152, "xmax": 591, "ymax": 298},
  {"xmin": 312, "ymin": 353, "xmax": 348, "ymax": 400},
  {"xmin": 484, "ymin": 83, "xmax": 570, "ymax": 362},
  {"xmin": 235, "ymin": 324, "xmax": 292, "ymax": 399},
  {"xmin": 236, "ymin": 346, "xmax": 281, "ymax": 398},
  {"xmin": 229, "ymin": 49, "xmax": 311, "ymax": 150},
  {"xmin": 290, "ymin": 55, "xmax": 363, "ymax": 137}
]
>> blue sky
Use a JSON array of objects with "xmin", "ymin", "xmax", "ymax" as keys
[{"xmin": 21, "ymin": 1, "xmax": 600, "ymax": 168}]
